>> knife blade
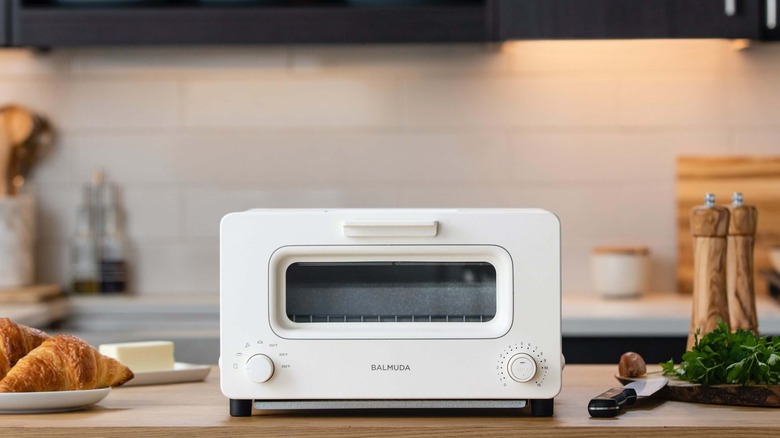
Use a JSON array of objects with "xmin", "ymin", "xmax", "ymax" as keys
[{"xmin": 588, "ymin": 378, "xmax": 668, "ymax": 418}]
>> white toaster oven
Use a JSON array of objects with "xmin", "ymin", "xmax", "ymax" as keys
[{"xmin": 220, "ymin": 209, "xmax": 561, "ymax": 417}]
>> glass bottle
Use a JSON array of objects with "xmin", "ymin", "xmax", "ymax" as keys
[
  {"xmin": 70, "ymin": 185, "xmax": 99, "ymax": 294},
  {"xmin": 99, "ymin": 183, "xmax": 128, "ymax": 294}
]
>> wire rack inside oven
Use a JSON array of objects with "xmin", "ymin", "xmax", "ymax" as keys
[{"xmin": 288, "ymin": 314, "xmax": 494, "ymax": 323}]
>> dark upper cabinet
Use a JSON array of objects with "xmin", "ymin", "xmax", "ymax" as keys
[
  {"xmin": 495, "ymin": 0, "xmax": 762, "ymax": 40},
  {"xmin": 1, "ymin": 0, "xmax": 8, "ymax": 46},
  {"xmin": 5, "ymin": 0, "xmax": 778, "ymax": 46},
  {"xmin": 11, "ymin": 0, "xmax": 491, "ymax": 47}
]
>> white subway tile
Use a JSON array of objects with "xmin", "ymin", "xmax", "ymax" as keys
[
  {"xmin": 34, "ymin": 187, "xmax": 79, "ymax": 241},
  {"xmin": 525, "ymin": 186, "xmax": 623, "ymax": 240},
  {"xmin": 402, "ymin": 185, "xmax": 624, "ymax": 241},
  {"xmin": 62, "ymin": 80, "xmax": 180, "ymax": 129},
  {"xmin": 70, "ymin": 47, "xmax": 287, "ymax": 77},
  {"xmin": 733, "ymin": 129, "xmax": 780, "ymax": 153},
  {"xmin": 620, "ymin": 73, "xmax": 725, "ymax": 126},
  {"xmin": 76, "ymin": 134, "xmax": 182, "ymax": 184},
  {"xmin": 184, "ymin": 187, "xmax": 400, "ymax": 238},
  {"xmin": 25, "ymin": 130, "xmax": 77, "ymax": 187},
  {"xmin": 616, "ymin": 181, "xmax": 676, "ymax": 240},
  {"xmin": 132, "ymin": 240, "xmax": 219, "ymax": 294},
  {"xmin": 404, "ymin": 76, "xmax": 618, "ymax": 127},
  {"xmin": 122, "ymin": 187, "xmax": 181, "ymax": 239},
  {"xmin": 562, "ymin": 242, "xmax": 595, "ymax": 295},
  {"xmin": 34, "ymin": 239, "xmax": 69, "ymax": 288},
  {"xmin": 646, "ymin": 244, "xmax": 678, "ymax": 293},
  {"xmin": 509, "ymin": 130, "xmax": 730, "ymax": 184},
  {"xmin": 400, "ymin": 185, "xmax": 518, "ymax": 208},
  {"xmin": 0, "ymin": 80, "xmax": 69, "ymax": 120},
  {"xmin": 183, "ymin": 78, "xmax": 401, "ymax": 128},
  {"xmin": 291, "ymin": 44, "xmax": 508, "ymax": 76},
  {"xmin": 727, "ymin": 75, "xmax": 780, "ymax": 127},
  {"xmin": 0, "ymin": 79, "xmax": 181, "ymax": 130},
  {"xmin": 169, "ymin": 130, "xmax": 511, "ymax": 185}
]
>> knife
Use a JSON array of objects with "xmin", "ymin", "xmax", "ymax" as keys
[{"xmin": 588, "ymin": 378, "xmax": 668, "ymax": 418}]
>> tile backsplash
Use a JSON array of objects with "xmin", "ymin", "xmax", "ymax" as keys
[{"xmin": 4, "ymin": 39, "xmax": 780, "ymax": 295}]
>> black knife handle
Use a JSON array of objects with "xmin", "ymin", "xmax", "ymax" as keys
[{"xmin": 587, "ymin": 387, "xmax": 638, "ymax": 418}]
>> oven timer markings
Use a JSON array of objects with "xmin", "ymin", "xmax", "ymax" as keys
[
  {"xmin": 496, "ymin": 342, "xmax": 548, "ymax": 387},
  {"xmin": 232, "ymin": 340, "xmax": 291, "ymax": 377}
]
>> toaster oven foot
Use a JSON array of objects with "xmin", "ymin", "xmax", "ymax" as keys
[
  {"xmin": 530, "ymin": 398, "xmax": 554, "ymax": 417},
  {"xmin": 230, "ymin": 399, "xmax": 253, "ymax": 417}
]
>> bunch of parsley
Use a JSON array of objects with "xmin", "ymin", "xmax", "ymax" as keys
[{"xmin": 661, "ymin": 321, "xmax": 780, "ymax": 385}]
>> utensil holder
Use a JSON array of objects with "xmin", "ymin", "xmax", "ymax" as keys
[{"xmin": 0, "ymin": 195, "xmax": 36, "ymax": 287}]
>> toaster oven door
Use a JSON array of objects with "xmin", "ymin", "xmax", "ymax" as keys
[{"xmin": 269, "ymin": 245, "xmax": 513, "ymax": 340}]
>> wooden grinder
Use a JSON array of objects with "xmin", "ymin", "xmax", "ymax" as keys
[
  {"xmin": 688, "ymin": 193, "xmax": 730, "ymax": 350},
  {"xmin": 727, "ymin": 192, "xmax": 759, "ymax": 334}
]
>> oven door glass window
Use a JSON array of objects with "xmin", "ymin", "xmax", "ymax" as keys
[
  {"xmin": 285, "ymin": 262, "xmax": 496, "ymax": 323},
  {"xmin": 268, "ymin": 245, "xmax": 513, "ymax": 339}
]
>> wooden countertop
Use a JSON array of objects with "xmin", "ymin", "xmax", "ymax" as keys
[{"xmin": 2, "ymin": 365, "xmax": 778, "ymax": 437}]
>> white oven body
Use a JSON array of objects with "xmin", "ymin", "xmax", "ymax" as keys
[{"xmin": 220, "ymin": 209, "xmax": 561, "ymax": 403}]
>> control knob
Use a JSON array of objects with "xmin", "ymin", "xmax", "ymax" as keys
[
  {"xmin": 245, "ymin": 354, "xmax": 275, "ymax": 383},
  {"xmin": 507, "ymin": 353, "xmax": 537, "ymax": 383}
]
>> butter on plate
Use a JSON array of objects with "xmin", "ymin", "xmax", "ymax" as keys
[{"xmin": 99, "ymin": 341, "xmax": 175, "ymax": 373}]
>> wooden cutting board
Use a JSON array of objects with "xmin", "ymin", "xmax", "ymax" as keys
[
  {"xmin": 677, "ymin": 156, "xmax": 780, "ymax": 295},
  {"xmin": 0, "ymin": 283, "xmax": 62, "ymax": 303},
  {"xmin": 617, "ymin": 375, "xmax": 780, "ymax": 407}
]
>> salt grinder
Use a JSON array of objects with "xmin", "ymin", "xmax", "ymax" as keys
[
  {"xmin": 727, "ymin": 192, "xmax": 759, "ymax": 334},
  {"xmin": 688, "ymin": 193, "xmax": 730, "ymax": 350}
]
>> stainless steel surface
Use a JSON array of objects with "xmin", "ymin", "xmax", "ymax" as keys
[
  {"xmin": 732, "ymin": 192, "xmax": 743, "ymax": 207},
  {"xmin": 704, "ymin": 193, "xmax": 716, "ymax": 207},
  {"xmin": 625, "ymin": 378, "xmax": 669, "ymax": 397}
]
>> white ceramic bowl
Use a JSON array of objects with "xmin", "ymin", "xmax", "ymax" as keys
[{"xmin": 591, "ymin": 246, "xmax": 650, "ymax": 298}]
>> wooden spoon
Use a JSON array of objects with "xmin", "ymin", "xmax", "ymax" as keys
[
  {"xmin": 0, "ymin": 105, "xmax": 42, "ymax": 196},
  {"xmin": 0, "ymin": 105, "xmax": 36, "ymax": 146}
]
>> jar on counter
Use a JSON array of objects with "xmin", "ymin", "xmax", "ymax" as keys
[{"xmin": 591, "ymin": 246, "xmax": 650, "ymax": 299}]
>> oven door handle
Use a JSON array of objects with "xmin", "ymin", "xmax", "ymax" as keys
[{"xmin": 342, "ymin": 220, "xmax": 438, "ymax": 237}]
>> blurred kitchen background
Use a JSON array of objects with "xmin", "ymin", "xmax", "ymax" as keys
[
  {"xmin": 12, "ymin": 39, "xmax": 779, "ymax": 295},
  {"xmin": 3, "ymin": 1, "xmax": 780, "ymax": 365}
]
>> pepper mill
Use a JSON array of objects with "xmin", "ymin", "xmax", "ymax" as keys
[
  {"xmin": 727, "ymin": 192, "xmax": 759, "ymax": 334},
  {"xmin": 688, "ymin": 193, "xmax": 730, "ymax": 350}
]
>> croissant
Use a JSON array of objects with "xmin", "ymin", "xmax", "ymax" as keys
[
  {"xmin": 0, "ymin": 334, "xmax": 134, "ymax": 392},
  {"xmin": 0, "ymin": 318, "xmax": 50, "ymax": 380}
]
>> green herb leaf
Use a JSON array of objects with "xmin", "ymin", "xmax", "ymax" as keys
[{"xmin": 659, "ymin": 322, "xmax": 780, "ymax": 386}]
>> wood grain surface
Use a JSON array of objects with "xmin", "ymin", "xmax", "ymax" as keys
[
  {"xmin": 0, "ymin": 284, "xmax": 62, "ymax": 303},
  {"xmin": 728, "ymin": 203, "xmax": 759, "ymax": 333},
  {"xmin": 677, "ymin": 156, "xmax": 780, "ymax": 295},
  {"xmin": 2, "ymin": 365, "xmax": 780, "ymax": 437},
  {"xmin": 617, "ymin": 370, "xmax": 780, "ymax": 408},
  {"xmin": 688, "ymin": 204, "xmax": 730, "ymax": 349}
]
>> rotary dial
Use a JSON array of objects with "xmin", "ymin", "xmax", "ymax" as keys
[{"xmin": 497, "ymin": 341, "xmax": 549, "ymax": 387}]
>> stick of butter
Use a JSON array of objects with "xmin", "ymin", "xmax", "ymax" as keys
[{"xmin": 99, "ymin": 341, "xmax": 175, "ymax": 373}]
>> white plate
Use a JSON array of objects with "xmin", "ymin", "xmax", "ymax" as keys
[
  {"xmin": 123, "ymin": 362, "xmax": 211, "ymax": 387},
  {"xmin": 0, "ymin": 388, "xmax": 111, "ymax": 414}
]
